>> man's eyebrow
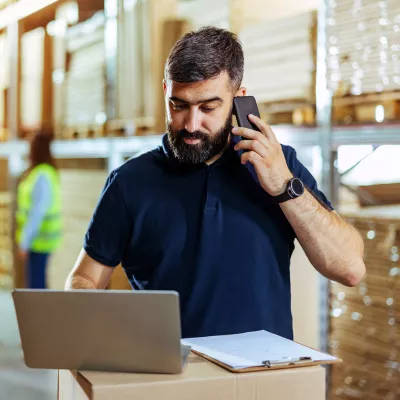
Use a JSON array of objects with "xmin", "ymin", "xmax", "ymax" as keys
[{"xmin": 169, "ymin": 96, "xmax": 224, "ymax": 105}]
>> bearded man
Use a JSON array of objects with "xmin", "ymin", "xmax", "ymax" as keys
[{"xmin": 66, "ymin": 27, "xmax": 365, "ymax": 340}]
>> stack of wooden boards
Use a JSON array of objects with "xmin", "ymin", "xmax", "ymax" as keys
[
  {"xmin": 329, "ymin": 208, "xmax": 399, "ymax": 400},
  {"xmin": 0, "ymin": 191, "xmax": 12, "ymax": 290},
  {"xmin": 328, "ymin": 0, "xmax": 400, "ymax": 123},
  {"xmin": 239, "ymin": 11, "xmax": 317, "ymax": 126}
]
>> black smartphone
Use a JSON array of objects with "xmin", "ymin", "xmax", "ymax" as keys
[{"xmin": 232, "ymin": 96, "xmax": 261, "ymax": 134}]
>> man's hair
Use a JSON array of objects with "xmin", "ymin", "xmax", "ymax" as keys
[{"xmin": 165, "ymin": 26, "xmax": 244, "ymax": 91}]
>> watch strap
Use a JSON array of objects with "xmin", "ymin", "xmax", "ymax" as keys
[
  {"xmin": 273, "ymin": 190, "xmax": 293, "ymax": 204},
  {"xmin": 273, "ymin": 177, "xmax": 304, "ymax": 204}
]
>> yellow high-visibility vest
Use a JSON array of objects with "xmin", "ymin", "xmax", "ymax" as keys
[{"xmin": 16, "ymin": 163, "xmax": 62, "ymax": 253}]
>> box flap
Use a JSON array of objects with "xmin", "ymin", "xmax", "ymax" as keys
[
  {"xmin": 72, "ymin": 353, "xmax": 325, "ymax": 400},
  {"xmin": 79, "ymin": 353, "xmax": 230, "ymax": 387}
]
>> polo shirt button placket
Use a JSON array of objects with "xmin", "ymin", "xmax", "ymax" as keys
[{"xmin": 204, "ymin": 167, "xmax": 218, "ymax": 212}]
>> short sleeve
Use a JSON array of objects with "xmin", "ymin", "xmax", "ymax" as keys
[
  {"xmin": 83, "ymin": 170, "xmax": 133, "ymax": 267},
  {"xmin": 283, "ymin": 145, "xmax": 334, "ymax": 211}
]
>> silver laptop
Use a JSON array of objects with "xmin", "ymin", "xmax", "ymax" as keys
[{"xmin": 12, "ymin": 289, "xmax": 191, "ymax": 374}]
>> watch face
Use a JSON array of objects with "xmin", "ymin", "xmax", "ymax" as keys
[{"xmin": 290, "ymin": 178, "xmax": 304, "ymax": 196}]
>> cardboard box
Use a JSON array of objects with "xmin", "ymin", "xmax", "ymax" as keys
[{"xmin": 58, "ymin": 353, "xmax": 325, "ymax": 400}]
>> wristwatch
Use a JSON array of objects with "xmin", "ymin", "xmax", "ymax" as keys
[{"xmin": 273, "ymin": 177, "xmax": 305, "ymax": 204}]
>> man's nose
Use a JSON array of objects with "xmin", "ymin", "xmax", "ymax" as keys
[{"xmin": 184, "ymin": 109, "xmax": 201, "ymax": 133}]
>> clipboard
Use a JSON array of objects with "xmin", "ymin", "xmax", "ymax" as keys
[
  {"xmin": 191, "ymin": 345, "xmax": 342, "ymax": 373},
  {"xmin": 182, "ymin": 331, "xmax": 342, "ymax": 374}
]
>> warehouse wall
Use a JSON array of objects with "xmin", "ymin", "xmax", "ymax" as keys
[{"xmin": 47, "ymin": 160, "xmax": 107, "ymax": 289}]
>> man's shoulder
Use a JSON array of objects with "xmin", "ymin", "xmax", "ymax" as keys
[
  {"xmin": 108, "ymin": 144, "xmax": 165, "ymax": 185},
  {"xmin": 280, "ymin": 143, "xmax": 296, "ymax": 157},
  {"xmin": 119, "ymin": 145, "xmax": 164, "ymax": 171}
]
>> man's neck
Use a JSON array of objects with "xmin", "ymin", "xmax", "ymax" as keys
[{"xmin": 205, "ymin": 136, "xmax": 231, "ymax": 166}]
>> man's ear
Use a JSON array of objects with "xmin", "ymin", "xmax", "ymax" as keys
[
  {"xmin": 163, "ymin": 80, "xmax": 167, "ymax": 96},
  {"xmin": 235, "ymin": 86, "xmax": 247, "ymax": 97}
]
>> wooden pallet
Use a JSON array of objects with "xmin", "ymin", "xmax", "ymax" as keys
[
  {"xmin": 332, "ymin": 92, "xmax": 400, "ymax": 124},
  {"xmin": 57, "ymin": 125, "xmax": 105, "ymax": 140},
  {"xmin": 105, "ymin": 118, "xmax": 155, "ymax": 137},
  {"xmin": 57, "ymin": 117, "xmax": 156, "ymax": 139},
  {"xmin": 258, "ymin": 100, "xmax": 316, "ymax": 126}
]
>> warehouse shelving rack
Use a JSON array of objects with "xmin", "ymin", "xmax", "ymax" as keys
[
  {"xmin": 0, "ymin": 0, "xmax": 399, "ymax": 372},
  {"xmin": 0, "ymin": 0, "xmax": 399, "ymax": 175},
  {"xmin": 1, "ymin": 125, "xmax": 400, "ymax": 174}
]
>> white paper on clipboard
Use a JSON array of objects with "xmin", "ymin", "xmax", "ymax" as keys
[{"xmin": 182, "ymin": 330, "xmax": 338, "ymax": 370}]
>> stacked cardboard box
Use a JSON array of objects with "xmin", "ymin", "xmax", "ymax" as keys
[
  {"xmin": 177, "ymin": 0, "xmax": 230, "ymax": 30},
  {"xmin": 59, "ymin": 354, "xmax": 326, "ymax": 400},
  {"xmin": 63, "ymin": 12, "xmax": 106, "ymax": 138},
  {"xmin": 328, "ymin": 0, "xmax": 400, "ymax": 97},
  {"xmin": 0, "ymin": 192, "xmax": 12, "ymax": 289},
  {"xmin": 240, "ymin": 11, "xmax": 317, "ymax": 105},
  {"xmin": 329, "ymin": 208, "xmax": 399, "ymax": 400},
  {"xmin": 20, "ymin": 27, "xmax": 45, "ymax": 133}
]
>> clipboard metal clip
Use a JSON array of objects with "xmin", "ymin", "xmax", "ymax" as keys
[{"xmin": 262, "ymin": 356, "xmax": 312, "ymax": 367}]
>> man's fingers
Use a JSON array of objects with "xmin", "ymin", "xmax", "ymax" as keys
[
  {"xmin": 248, "ymin": 114, "xmax": 278, "ymax": 143},
  {"xmin": 232, "ymin": 127, "xmax": 269, "ymax": 148},
  {"xmin": 240, "ymin": 150, "xmax": 263, "ymax": 165},
  {"xmin": 234, "ymin": 140, "xmax": 268, "ymax": 158}
]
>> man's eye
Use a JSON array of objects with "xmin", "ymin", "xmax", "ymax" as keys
[
  {"xmin": 172, "ymin": 104, "xmax": 186, "ymax": 111},
  {"xmin": 201, "ymin": 107, "xmax": 215, "ymax": 113}
]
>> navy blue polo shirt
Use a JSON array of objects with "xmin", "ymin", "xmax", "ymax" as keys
[{"xmin": 84, "ymin": 134, "xmax": 333, "ymax": 339}]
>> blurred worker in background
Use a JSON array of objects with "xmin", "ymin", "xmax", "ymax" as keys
[{"xmin": 16, "ymin": 132, "xmax": 62, "ymax": 289}]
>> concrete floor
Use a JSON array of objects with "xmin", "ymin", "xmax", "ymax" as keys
[{"xmin": 0, "ymin": 290, "xmax": 57, "ymax": 400}]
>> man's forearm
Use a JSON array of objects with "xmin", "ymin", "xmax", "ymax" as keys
[
  {"xmin": 280, "ymin": 189, "xmax": 365, "ymax": 287},
  {"xmin": 65, "ymin": 249, "xmax": 113, "ymax": 290},
  {"xmin": 65, "ymin": 273, "xmax": 97, "ymax": 290}
]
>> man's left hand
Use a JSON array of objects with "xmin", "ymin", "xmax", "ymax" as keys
[{"xmin": 232, "ymin": 114, "xmax": 293, "ymax": 197}]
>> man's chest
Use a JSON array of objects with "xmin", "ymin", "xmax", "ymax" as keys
[{"xmin": 126, "ymin": 167, "xmax": 295, "ymax": 260}]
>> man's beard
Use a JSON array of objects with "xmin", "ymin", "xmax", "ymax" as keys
[{"xmin": 167, "ymin": 112, "xmax": 232, "ymax": 165}]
